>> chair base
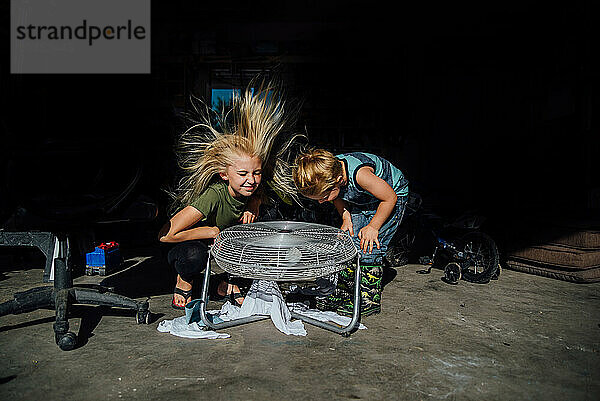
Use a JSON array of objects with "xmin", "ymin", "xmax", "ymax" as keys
[
  {"xmin": 0, "ymin": 284, "xmax": 150, "ymax": 350},
  {"xmin": 0, "ymin": 233, "xmax": 151, "ymax": 350}
]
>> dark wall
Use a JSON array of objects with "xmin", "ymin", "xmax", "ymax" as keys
[
  {"xmin": 149, "ymin": 1, "xmax": 595, "ymax": 217},
  {"xmin": 1, "ymin": 1, "xmax": 595, "ymax": 229}
]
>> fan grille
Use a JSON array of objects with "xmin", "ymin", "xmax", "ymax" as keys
[{"xmin": 211, "ymin": 221, "xmax": 358, "ymax": 281}]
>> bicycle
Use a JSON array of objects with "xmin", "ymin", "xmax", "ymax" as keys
[{"xmin": 385, "ymin": 192, "xmax": 500, "ymax": 284}]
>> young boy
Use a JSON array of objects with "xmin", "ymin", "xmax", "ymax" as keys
[{"xmin": 293, "ymin": 149, "xmax": 408, "ymax": 316}]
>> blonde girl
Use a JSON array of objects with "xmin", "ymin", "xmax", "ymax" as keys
[{"xmin": 160, "ymin": 81, "xmax": 300, "ymax": 309}]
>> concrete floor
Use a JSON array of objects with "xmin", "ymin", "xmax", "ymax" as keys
[{"xmin": 0, "ymin": 248, "xmax": 599, "ymax": 400}]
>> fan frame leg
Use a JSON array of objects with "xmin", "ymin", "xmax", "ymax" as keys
[
  {"xmin": 290, "ymin": 255, "xmax": 362, "ymax": 336},
  {"xmin": 199, "ymin": 255, "xmax": 362, "ymax": 336},
  {"xmin": 199, "ymin": 258, "xmax": 270, "ymax": 330}
]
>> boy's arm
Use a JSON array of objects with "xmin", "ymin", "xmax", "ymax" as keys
[
  {"xmin": 159, "ymin": 206, "xmax": 220, "ymax": 243},
  {"xmin": 333, "ymin": 197, "xmax": 354, "ymax": 236},
  {"xmin": 355, "ymin": 166, "xmax": 397, "ymax": 230},
  {"xmin": 355, "ymin": 166, "xmax": 397, "ymax": 253}
]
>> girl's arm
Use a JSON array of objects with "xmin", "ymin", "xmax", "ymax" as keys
[
  {"xmin": 355, "ymin": 166, "xmax": 397, "ymax": 252},
  {"xmin": 241, "ymin": 194, "xmax": 261, "ymax": 224},
  {"xmin": 158, "ymin": 206, "xmax": 220, "ymax": 243}
]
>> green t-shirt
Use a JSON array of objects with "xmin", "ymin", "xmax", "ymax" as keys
[{"xmin": 189, "ymin": 181, "xmax": 247, "ymax": 230}]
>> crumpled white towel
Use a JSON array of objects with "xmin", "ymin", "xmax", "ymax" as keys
[
  {"xmin": 157, "ymin": 279, "xmax": 366, "ymax": 339},
  {"xmin": 157, "ymin": 316, "xmax": 230, "ymax": 339},
  {"xmin": 238, "ymin": 280, "xmax": 307, "ymax": 336}
]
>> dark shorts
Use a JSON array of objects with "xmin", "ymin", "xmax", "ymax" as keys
[{"xmin": 167, "ymin": 239, "xmax": 210, "ymax": 282}]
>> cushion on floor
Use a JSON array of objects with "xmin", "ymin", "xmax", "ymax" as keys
[
  {"xmin": 506, "ymin": 258, "xmax": 600, "ymax": 283},
  {"xmin": 502, "ymin": 214, "xmax": 600, "ymax": 283},
  {"xmin": 507, "ymin": 245, "xmax": 600, "ymax": 269}
]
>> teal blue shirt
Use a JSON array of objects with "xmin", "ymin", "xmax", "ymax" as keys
[{"xmin": 336, "ymin": 152, "xmax": 408, "ymax": 206}]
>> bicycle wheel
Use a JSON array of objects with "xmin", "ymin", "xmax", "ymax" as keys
[{"xmin": 459, "ymin": 231, "xmax": 499, "ymax": 284}]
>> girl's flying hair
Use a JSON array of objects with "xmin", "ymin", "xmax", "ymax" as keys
[{"xmin": 169, "ymin": 78, "xmax": 304, "ymax": 214}]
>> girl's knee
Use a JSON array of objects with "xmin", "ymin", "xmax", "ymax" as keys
[{"xmin": 182, "ymin": 246, "xmax": 208, "ymax": 265}]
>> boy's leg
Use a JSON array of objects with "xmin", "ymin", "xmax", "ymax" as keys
[
  {"xmin": 315, "ymin": 264, "xmax": 352, "ymax": 311},
  {"xmin": 370, "ymin": 195, "xmax": 408, "ymax": 265},
  {"xmin": 337, "ymin": 197, "xmax": 407, "ymax": 316},
  {"xmin": 315, "ymin": 211, "xmax": 370, "ymax": 311}
]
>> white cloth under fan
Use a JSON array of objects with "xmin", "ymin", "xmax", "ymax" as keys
[
  {"xmin": 156, "ymin": 314, "xmax": 230, "ymax": 339},
  {"xmin": 239, "ymin": 279, "xmax": 307, "ymax": 335},
  {"xmin": 157, "ymin": 279, "xmax": 366, "ymax": 339}
]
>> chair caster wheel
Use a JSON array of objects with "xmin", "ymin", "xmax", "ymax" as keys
[
  {"xmin": 136, "ymin": 310, "xmax": 150, "ymax": 324},
  {"xmin": 444, "ymin": 262, "xmax": 462, "ymax": 284},
  {"xmin": 56, "ymin": 332, "xmax": 77, "ymax": 351}
]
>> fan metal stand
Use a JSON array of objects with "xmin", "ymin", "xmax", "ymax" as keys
[{"xmin": 198, "ymin": 255, "xmax": 362, "ymax": 336}]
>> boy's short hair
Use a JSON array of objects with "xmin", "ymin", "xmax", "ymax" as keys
[{"xmin": 293, "ymin": 148, "xmax": 343, "ymax": 197}]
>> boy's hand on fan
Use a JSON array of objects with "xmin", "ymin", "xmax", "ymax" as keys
[
  {"xmin": 340, "ymin": 212, "xmax": 354, "ymax": 236},
  {"xmin": 358, "ymin": 225, "xmax": 380, "ymax": 253}
]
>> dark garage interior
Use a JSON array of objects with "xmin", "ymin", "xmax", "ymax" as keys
[
  {"xmin": 2, "ymin": 1, "xmax": 596, "ymax": 235},
  {"xmin": 0, "ymin": 1, "xmax": 598, "ymax": 400}
]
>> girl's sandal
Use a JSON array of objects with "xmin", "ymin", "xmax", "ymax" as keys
[{"xmin": 171, "ymin": 287, "xmax": 193, "ymax": 310}]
